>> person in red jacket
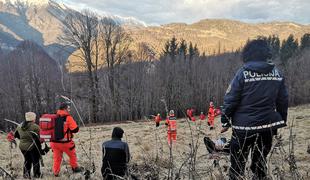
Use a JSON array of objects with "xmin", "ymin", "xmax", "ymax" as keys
[
  {"xmin": 155, "ymin": 113, "xmax": 161, "ymax": 127},
  {"xmin": 7, "ymin": 129, "xmax": 16, "ymax": 149},
  {"xmin": 208, "ymin": 102, "xmax": 215, "ymax": 130},
  {"xmin": 166, "ymin": 110, "xmax": 177, "ymax": 144},
  {"xmin": 187, "ymin": 108, "xmax": 196, "ymax": 121},
  {"xmin": 199, "ymin": 112, "xmax": 206, "ymax": 120},
  {"xmin": 50, "ymin": 102, "xmax": 82, "ymax": 176}
]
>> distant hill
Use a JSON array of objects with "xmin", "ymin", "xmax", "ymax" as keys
[
  {"xmin": 68, "ymin": 19, "xmax": 310, "ymax": 71},
  {"xmin": 127, "ymin": 19, "xmax": 310, "ymax": 56}
]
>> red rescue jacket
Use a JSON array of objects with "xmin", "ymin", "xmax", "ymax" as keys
[
  {"xmin": 155, "ymin": 115, "xmax": 161, "ymax": 123},
  {"xmin": 7, "ymin": 131, "xmax": 15, "ymax": 142},
  {"xmin": 200, "ymin": 114, "xmax": 206, "ymax": 120},
  {"xmin": 208, "ymin": 106, "xmax": 215, "ymax": 119}
]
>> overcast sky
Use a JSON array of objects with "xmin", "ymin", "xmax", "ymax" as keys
[{"xmin": 57, "ymin": 0, "xmax": 310, "ymax": 25}]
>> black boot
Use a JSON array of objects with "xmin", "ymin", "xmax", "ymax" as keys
[
  {"xmin": 204, "ymin": 137, "xmax": 216, "ymax": 153},
  {"xmin": 72, "ymin": 167, "xmax": 84, "ymax": 173}
]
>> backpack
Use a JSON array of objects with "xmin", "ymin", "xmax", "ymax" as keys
[{"xmin": 39, "ymin": 114, "xmax": 68, "ymax": 142}]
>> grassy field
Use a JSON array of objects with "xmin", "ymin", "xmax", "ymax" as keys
[{"xmin": 1, "ymin": 105, "xmax": 309, "ymax": 179}]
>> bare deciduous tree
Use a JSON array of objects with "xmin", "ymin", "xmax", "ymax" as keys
[
  {"xmin": 99, "ymin": 17, "xmax": 132, "ymax": 121},
  {"xmin": 60, "ymin": 10, "xmax": 100, "ymax": 123}
]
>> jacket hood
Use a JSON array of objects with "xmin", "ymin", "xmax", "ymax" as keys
[
  {"xmin": 21, "ymin": 121, "xmax": 31, "ymax": 130},
  {"xmin": 244, "ymin": 61, "xmax": 275, "ymax": 74}
]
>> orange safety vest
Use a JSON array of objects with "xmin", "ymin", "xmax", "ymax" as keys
[{"xmin": 166, "ymin": 115, "xmax": 177, "ymax": 132}]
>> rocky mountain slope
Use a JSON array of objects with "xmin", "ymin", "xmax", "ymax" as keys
[{"xmin": 0, "ymin": 0, "xmax": 145, "ymax": 59}]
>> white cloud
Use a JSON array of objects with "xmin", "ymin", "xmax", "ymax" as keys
[{"xmin": 55, "ymin": 0, "xmax": 310, "ymax": 25}]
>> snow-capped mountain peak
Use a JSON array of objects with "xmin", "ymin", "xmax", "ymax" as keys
[
  {"xmin": 0, "ymin": 0, "xmax": 49, "ymax": 6},
  {"xmin": 98, "ymin": 13, "xmax": 148, "ymax": 27}
]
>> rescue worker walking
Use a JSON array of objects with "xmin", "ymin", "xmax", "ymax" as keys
[
  {"xmin": 50, "ymin": 102, "xmax": 82, "ymax": 176},
  {"xmin": 155, "ymin": 113, "xmax": 161, "ymax": 127},
  {"xmin": 14, "ymin": 112, "xmax": 41, "ymax": 178},
  {"xmin": 102, "ymin": 127, "xmax": 130, "ymax": 179},
  {"xmin": 208, "ymin": 102, "xmax": 215, "ymax": 130},
  {"xmin": 166, "ymin": 110, "xmax": 177, "ymax": 144},
  {"xmin": 186, "ymin": 108, "xmax": 195, "ymax": 121},
  {"xmin": 221, "ymin": 39, "xmax": 288, "ymax": 180}
]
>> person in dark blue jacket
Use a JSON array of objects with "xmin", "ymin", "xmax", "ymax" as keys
[
  {"xmin": 101, "ymin": 127, "xmax": 130, "ymax": 180},
  {"xmin": 221, "ymin": 39, "xmax": 288, "ymax": 180}
]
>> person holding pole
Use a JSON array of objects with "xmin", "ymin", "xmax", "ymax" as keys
[{"xmin": 50, "ymin": 102, "xmax": 82, "ymax": 176}]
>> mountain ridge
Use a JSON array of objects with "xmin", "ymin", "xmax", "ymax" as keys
[
  {"xmin": 0, "ymin": 0, "xmax": 309, "ymax": 66},
  {"xmin": 126, "ymin": 18, "xmax": 310, "ymax": 56},
  {"xmin": 0, "ymin": 0, "xmax": 147, "ymax": 53}
]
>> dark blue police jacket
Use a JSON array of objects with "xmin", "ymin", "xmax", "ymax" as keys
[
  {"xmin": 221, "ymin": 60, "xmax": 288, "ymax": 132},
  {"xmin": 101, "ymin": 138, "xmax": 130, "ymax": 177}
]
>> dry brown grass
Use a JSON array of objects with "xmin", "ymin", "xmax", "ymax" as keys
[{"xmin": 1, "ymin": 105, "xmax": 309, "ymax": 179}]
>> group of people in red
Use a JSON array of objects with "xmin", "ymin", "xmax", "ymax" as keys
[
  {"xmin": 154, "ymin": 101, "xmax": 221, "ymax": 130},
  {"xmin": 152, "ymin": 101, "xmax": 222, "ymax": 145},
  {"xmin": 186, "ymin": 102, "xmax": 221, "ymax": 130}
]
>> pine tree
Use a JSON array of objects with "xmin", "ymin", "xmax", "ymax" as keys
[
  {"xmin": 188, "ymin": 42, "xmax": 199, "ymax": 60},
  {"xmin": 163, "ymin": 40, "xmax": 170, "ymax": 56},
  {"xmin": 258, "ymin": 35, "xmax": 280, "ymax": 58},
  {"xmin": 162, "ymin": 37, "xmax": 179, "ymax": 61},
  {"xmin": 189, "ymin": 42, "xmax": 194, "ymax": 60},
  {"xmin": 169, "ymin": 37, "xmax": 178, "ymax": 61},
  {"xmin": 193, "ymin": 44, "xmax": 199, "ymax": 57},
  {"xmin": 300, "ymin": 33, "xmax": 310, "ymax": 50},
  {"xmin": 178, "ymin": 39, "xmax": 187, "ymax": 58},
  {"xmin": 269, "ymin": 35, "xmax": 280, "ymax": 57},
  {"xmin": 280, "ymin": 34, "xmax": 298, "ymax": 64}
]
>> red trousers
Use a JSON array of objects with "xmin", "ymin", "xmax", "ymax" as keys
[
  {"xmin": 50, "ymin": 141, "xmax": 78, "ymax": 175},
  {"xmin": 167, "ymin": 131, "xmax": 177, "ymax": 145},
  {"xmin": 208, "ymin": 116, "xmax": 215, "ymax": 127}
]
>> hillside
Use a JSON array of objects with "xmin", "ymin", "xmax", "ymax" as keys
[
  {"xmin": 0, "ymin": 0, "xmax": 145, "ymax": 59},
  {"xmin": 0, "ymin": 105, "xmax": 309, "ymax": 179},
  {"xmin": 127, "ymin": 19, "xmax": 310, "ymax": 55},
  {"xmin": 67, "ymin": 19, "xmax": 310, "ymax": 71},
  {"xmin": 0, "ymin": 0, "xmax": 64, "ymax": 47}
]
